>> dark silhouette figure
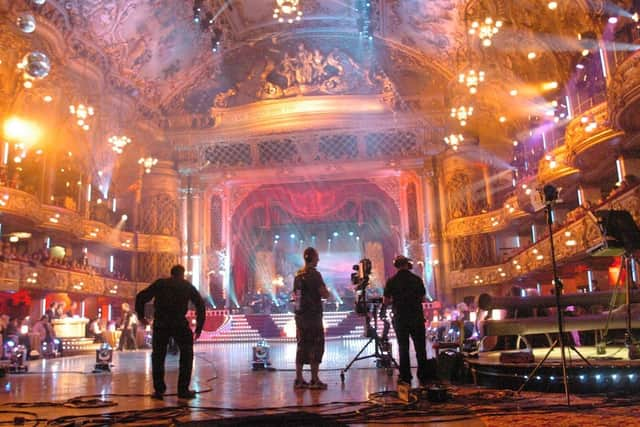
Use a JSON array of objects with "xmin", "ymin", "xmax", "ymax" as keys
[{"xmin": 136, "ymin": 265, "xmax": 205, "ymax": 400}]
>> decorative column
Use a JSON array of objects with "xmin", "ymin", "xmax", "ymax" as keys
[
  {"xmin": 136, "ymin": 160, "xmax": 180, "ymax": 282},
  {"xmin": 422, "ymin": 159, "xmax": 440, "ymax": 300}
]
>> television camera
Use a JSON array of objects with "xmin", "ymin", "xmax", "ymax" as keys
[
  {"xmin": 351, "ymin": 258, "xmax": 372, "ymax": 315},
  {"xmin": 341, "ymin": 258, "xmax": 397, "ymax": 381}
]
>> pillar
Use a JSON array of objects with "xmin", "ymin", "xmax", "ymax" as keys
[{"xmin": 136, "ymin": 160, "xmax": 180, "ymax": 282}]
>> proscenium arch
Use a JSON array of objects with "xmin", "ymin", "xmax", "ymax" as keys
[{"xmin": 227, "ymin": 179, "xmax": 402, "ymax": 306}]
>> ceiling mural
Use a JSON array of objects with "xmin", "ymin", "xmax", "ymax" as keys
[{"xmin": 0, "ymin": 0, "xmax": 610, "ymax": 155}]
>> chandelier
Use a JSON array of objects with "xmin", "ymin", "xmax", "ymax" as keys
[
  {"xmin": 450, "ymin": 106, "xmax": 474, "ymax": 126},
  {"xmin": 108, "ymin": 135, "xmax": 131, "ymax": 154},
  {"xmin": 458, "ymin": 69, "xmax": 485, "ymax": 94},
  {"xmin": 273, "ymin": 0, "xmax": 303, "ymax": 23},
  {"xmin": 69, "ymin": 104, "xmax": 95, "ymax": 131},
  {"xmin": 469, "ymin": 17, "xmax": 502, "ymax": 47},
  {"xmin": 138, "ymin": 157, "xmax": 158, "ymax": 174},
  {"xmin": 444, "ymin": 134, "xmax": 464, "ymax": 151}
]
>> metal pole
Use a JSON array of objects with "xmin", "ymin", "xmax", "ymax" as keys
[{"xmin": 547, "ymin": 203, "xmax": 571, "ymax": 406}]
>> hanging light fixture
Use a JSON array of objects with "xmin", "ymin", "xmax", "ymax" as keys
[
  {"xmin": 138, "ymin": 157, "xmax": 158, "ymax": 174},
  {"xmin": 444, "ymin": 134, "xmax": 464, "ymax": 151},
  {"xmin": 450, "ymin": 106, "xmax": 474, "ymax": 126},
  {"xmin": 468, "ymin": 17, "xmax": 503, "ymax": 47},
  {"xmin": 458, "ymin": 69, "xmax": 485, "ymax": 94},
  {"xmin": 273, "ymin": 0, "xmax": 303, "ymax": 23},
  {"xmin": 69, "ymin": 103, "xmax": 95, "ymax": 131},
  {"xmin": 108, "ymin": 135, "xmax": 131, "ymax": 154}
]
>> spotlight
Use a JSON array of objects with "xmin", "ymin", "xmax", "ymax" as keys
[
  {"xmin": 252, "ymin": 340, "xmax": 272, "ymax": 370},
  {"xmin": 608, "ymin": 16, "xmax": 618, "ymax": 24},
  {"xmin": 548, "ymin": 1, "xmax": 558, "ymax": 10},
  {"xmin": 633, "ymin": 12, "xmax": 639, "ymax": 22},
  {"xmin": 121, "ymin": 214, "xmax": 128, "ymax": 221},
  {"xmin": 94, "ymin": 343, "xmax": 113, "ymax": 372},
  {"xmin": 9, "ymin": 344, "xmax": 28, "ymax": 373}
]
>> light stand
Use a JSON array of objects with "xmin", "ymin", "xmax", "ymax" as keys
[{"xmin": 517, "ymin": 185, "xmax": 591, "ymax": 406}]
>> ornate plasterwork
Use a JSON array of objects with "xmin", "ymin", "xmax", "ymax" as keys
[
  {"xmin": 447, "ymin": 185, "xmax": 640, "ymax": 288},
  {"xmin": 368, "ymin": 176, "xmax": 402, "ymax": 215},
  {"xmin": 3, "ymin": 260, "xmax": 141, "ymax": 297},
  {"xmin": 445, "ymin": 200, "xmax": 527, "ymax": 238},
  {"xmin": 609, "ymin": 50, "xmax": 640, "ymax": 132},
  {"xmin": 0, "ymin": 187, "xmax": 179, "ymax": 254},
  {"xmin": 565, "ymin": 102, "xmax": 624, "ymax": 159},
  {"xmin": 211, "ymin": 43, "xmax": 393, "ymax": 107}
]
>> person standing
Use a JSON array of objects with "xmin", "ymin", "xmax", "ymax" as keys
[
  {"xmin": 383, "ymin": 255, "xmax": 432, "ymax": 387},
  {"xmin": 293, "ymin": 247, "xmax": 330, "ymax": 389},
  {"xmin": 135, "ymin": 265, "xmax": 205, "ymax": 400},
  {"xmin": 117, "ymin": 303, "xmax": 137, "ymax": 351}
]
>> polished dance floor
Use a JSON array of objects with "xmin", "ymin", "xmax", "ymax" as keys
[{"xmin": 1, "ymin": 340, "xmax": 640, "ymax": 426}]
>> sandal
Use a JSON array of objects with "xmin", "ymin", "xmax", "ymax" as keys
[
  {"xmin": 294, "ymin": 379, "xmax": 309, "ymax": 389},
  {"xmin": 308, "ymin": 380, "xmax": 328, "ymax": 390}
]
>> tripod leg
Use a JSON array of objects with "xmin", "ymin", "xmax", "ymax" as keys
[
  {"xmin": 343, "ymin": 337, "xmax": 375, "ymax": 373},
  {"xmin": 568, "ymin": 345, "xmax": 593, "ymax": 367},
  {"xmin": 516, "ymin": 340, "xmax": 558, "ymax": 394}
]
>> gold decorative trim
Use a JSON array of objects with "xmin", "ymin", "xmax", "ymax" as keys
[
  {"xmin": 445, "ymin": 195, "xmax": 527, "ymax": 238},
  {"xmin": 565, "ymin": 102, "xmax": 624, "ymax": 157},
  {"xmin": 4, "ymin": 261, "xmax": 144, "ymax": 297},
  {"xmin": 447, "ymin": 186, "xmax": 640, "ymax": 288},
  {"xmin": 0, "ymin": 187, "xmax": 179, "ymax": 254}
]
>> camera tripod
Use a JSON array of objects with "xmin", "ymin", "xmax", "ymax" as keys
[{"xmin": 340, "ymin": 300, "xmax": 398, "ymax": 382}]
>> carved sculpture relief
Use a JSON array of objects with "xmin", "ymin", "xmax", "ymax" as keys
[{"xmin": 211, "ymin": 43, "xmax": 392, "ymax": 108}]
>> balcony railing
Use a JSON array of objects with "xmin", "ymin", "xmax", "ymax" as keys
[
  {"xmin": 447, "ymin": 184, "xmax": 640, "ymax": 289},
  {"xmin": 0, "ymin": 260, "xmax": 144, "ymax": 298},
  {"xmin": 0, "ymin": 187, "xmax": 179, "ymax": 254}
]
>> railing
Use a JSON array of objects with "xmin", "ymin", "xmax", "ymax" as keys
[
  {"xmin": 0, "ymin": 260, "xmax": 144, "ymax": 298},
  {"xmin": 447, "ymin": 185, "xmax": 640, "ymax": 289},
  {"xmin": 445, "ymin": 195, "xmax": 527, "ymax": 238},
  {"xmin": 0, "ymin": 187, "xmax": 179, "ymax": 254}
]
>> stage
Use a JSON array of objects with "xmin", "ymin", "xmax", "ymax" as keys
[
  {"xmin": 468, "ymin": 345, "xmax": 640, "ymax": 394},
  {"xmin": 1, "ymin": 341, "xmax": 640, "ymax": 425}
]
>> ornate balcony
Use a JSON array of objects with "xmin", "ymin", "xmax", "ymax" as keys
[
  {"xmin": 0, "ymin": 260, "xmax": 143, "ymax": 298},
  {"xmin": 0, "ymin": 187, "xmax": 179, "ymax": 254},
  {"xmin": 564, "ymin": 102, "xmax": 624, "ymax": 167},
  {"xmin": 536, "ymin": 145, "xmax": 579, "ymax": 186},
  {"xmin": 447, "ymin": 185, "xmax": 640, "ymax": 289},
  {"xmin": 609, "ymin": 50, "xmax": 640, "ymax": 132},
  {"xmin": 445, "ymin": 195, "xmax": 527, "ymax": 238}
]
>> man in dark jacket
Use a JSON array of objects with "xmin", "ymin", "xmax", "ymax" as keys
[
  {"xmin": 136, "ymin": 265, "xmax": 205, "ymax": 400},
  {"xmin": 383, "ymin": 255, "xmax": 431, "ymax": 387}
]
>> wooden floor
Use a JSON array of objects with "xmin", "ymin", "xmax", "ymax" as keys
[{"xmin": 0, "ymin": 340, "xmax": 639, "ymax": 425}]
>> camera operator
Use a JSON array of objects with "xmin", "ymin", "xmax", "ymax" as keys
[
  {"xmin": 383, "ymin": 255, "xmax": 432, "ymax": 387},
  {"xmin": 293, "ymin": 247, "xmax": 330, "ymax": 390}
]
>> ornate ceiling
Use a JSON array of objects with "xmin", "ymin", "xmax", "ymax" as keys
[{"xmin": 0, "ymin": 0, "xmax": 614, "ymax": 155}]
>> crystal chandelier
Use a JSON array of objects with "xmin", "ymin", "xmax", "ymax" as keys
[
  {"xmin": 108, "ymin": 135, "xmax": 131, "ymax": 154},
  {"xmin": 469, "ymin": 17, "xmax": 503, "ymax": 47},
  {"xmin": 444, "ymin": 134, "xmax": 464, "ymax": 151},
  {"xmin": 69, "ymin": 104, "xmax": 95, "ymax": 131},
  {"xmin": 138, "ymin": 157, "xmax": 158, "ymax": 174},
  {"xmin": 458, "ymin": 69, "xmax": 485, "ymax": 94},
  {"xmin": 273, "ymin": 0, "xmax": 302, "ymax": 23},
  {"xmin": 451, "ymin": 106, "xmax": 474, "ymax": 126}
]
